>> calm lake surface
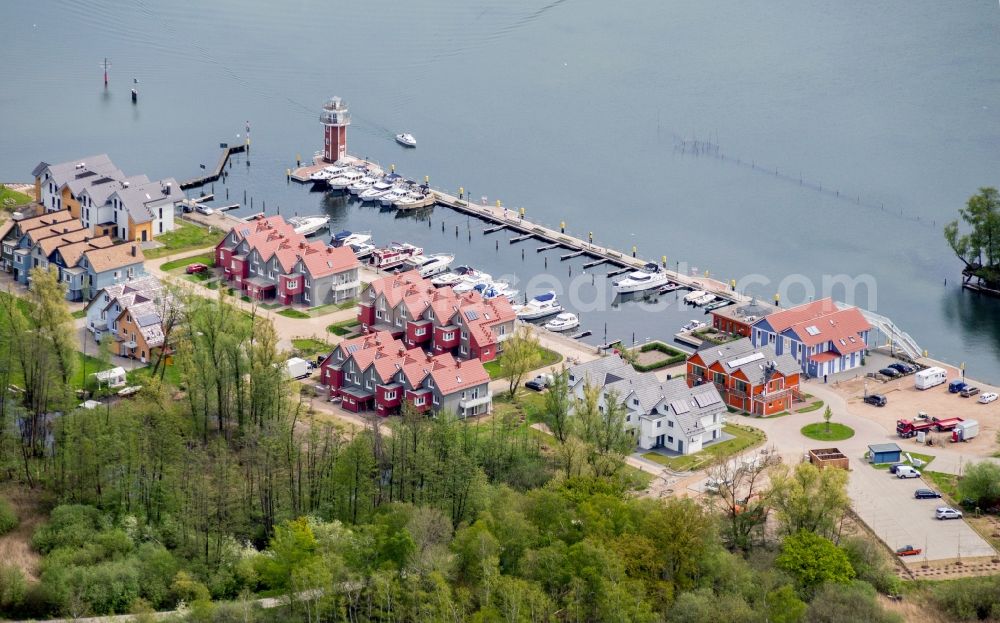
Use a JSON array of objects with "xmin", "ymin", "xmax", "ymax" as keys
[{"xmin": 3, "ymin": 0, "xmax": 1000, "ymax": 380}]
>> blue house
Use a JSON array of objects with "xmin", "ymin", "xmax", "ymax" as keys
[
  {"xmin": 74, "ymin": 242, "xmax": 146, "ymax": 301},
  {"xmin": 751, "ymin": 298, "xmax": 871, "ymax": 378}
]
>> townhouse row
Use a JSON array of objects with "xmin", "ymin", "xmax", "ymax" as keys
[{"xmin": 215, "ymin": 216, "xmax": 360, "ymax": 306}]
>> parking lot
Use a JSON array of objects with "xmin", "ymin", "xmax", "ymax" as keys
[{"xmin": 849, "ymin": 462, "xmax": 995, "ymax": 562}]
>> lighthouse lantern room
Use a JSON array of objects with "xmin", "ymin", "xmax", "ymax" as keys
[{"xmin": 320, "ymin": 96, "xmax": 351, "ymax": 163}]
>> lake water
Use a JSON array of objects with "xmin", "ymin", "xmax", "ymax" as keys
[{"xmin": 3, "ymin": 0, "xmax": 1000, "ymax": 380}]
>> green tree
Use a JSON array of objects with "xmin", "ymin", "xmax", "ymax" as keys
[
  {"xmin": 775, "ymin": 530, "xmax": 855, "ymax": 595},
  {"xmin": 498, "ymin": 325, "xmax": 541, "ymax": 400},
  {"xmin": 576, "ymin": 386, "xmax": 632, "ymax": 478},
  {"xmin": 822, "ymin": 405, "xmax": 833, "ymax": 433},
  {"xmin": 958, "ymin": 461, "xmax": 1000, "ymax": 509},
  {"xmin": 945, "ymin": 187, "xmax": 1000, "ymax": 286},
  {"xmin": 765, "ymin": 584, "xmax": 807, "ymax": 623},
  {"xmin": 806, "ymin": 581, "xmax": 902, "ymax": 623},
  {"xmin": 770, "ymin": 461, "xmax": 850, "ymax": 540},
  {"xmin": 541, "ymin": 368, "xmax": 572, "ymax": 444}
]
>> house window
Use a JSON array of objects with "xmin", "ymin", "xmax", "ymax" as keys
[
  {"xmin": 656, "ymin": 421, "xmax": 661, "ymax": 428},
  {"xmin": 632, "ymin": 398, "xmax": 639, "ymax": 406},
  {"xmin": 443, "ymin": 331, "xmax": 454, "ymax": 341},
  {"xmin": 461, "ymin": 391, "xmax": 466, "ymax": 399},
  {"xmin": 668, "ymin": 420, "xmax": 674, "ymax": 428},
  {"xmin": 385, "ymin": 391, "xmax": 396, "ymax": 400},
  {"xmin": 668, "ymin": 436, "xmax": 674, "ymax": 443},
  {"xmin": 114, "ymin": 270, "xmax": 121, "ymax": 279},
  {"xmin": 460, "ymin": 330, "xmax": 468, "ymax": 340},
  {"xmin": 499, "ymin": 325, "xmax": 506, "ymax": 335},
  {"xmin": 460, "ymin": 345, "xmax": 468, "ymax": 355},
  {"xmin": 625, "ymin": 414, "xmax": 630, "ymax": 422},
  {"xmin": 415, "ymin": 327, "xmax": 426, "ymax": 337},
  {"xmin": 415, "ymin": 396, "xmax": 425, "ymax": 406},
  {"xmin": 365, "ymin": 378, "xmax": 372, "ymax": 389}
]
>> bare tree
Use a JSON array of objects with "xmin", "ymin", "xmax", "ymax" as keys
[{"xmin": 705, "ymin": 447, "xmax": 781, "ymax": 551}]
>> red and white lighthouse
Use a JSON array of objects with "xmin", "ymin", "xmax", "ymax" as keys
[{"xmin": 320, "ymin": 96, "xmax": 350, "ymax": 163}]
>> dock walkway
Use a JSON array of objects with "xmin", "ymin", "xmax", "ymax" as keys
[{"xmin": 181, "ymin": 144, "xmax": 247, "ymax": 190}]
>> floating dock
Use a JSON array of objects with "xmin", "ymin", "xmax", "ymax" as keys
[
  {"xmin": 288, "ymin": 154, "xmax": 747, "ymax": 306},
  {"xmin": 181, "ymin": 144, "xmax": 247, "ymax": 190}
]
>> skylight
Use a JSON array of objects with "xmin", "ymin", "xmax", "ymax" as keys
[{"xmin": 804, "ymin": 325, "xmax": 820, "ymax": 336}]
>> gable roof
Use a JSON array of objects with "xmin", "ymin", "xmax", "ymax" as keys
[
  {"xmin": 84, "ymin": 276, "xmax": 165, "ymax": 315},
  {"xmin": 54, "ymin": 236, "xmax": 115, "ymax": 267},
  {"xmin": 110, "ymin": 178, "xmax": 183, "ymax": 224},
  {"xmin": 299, "ymin": 244, "xmax": 359, "ymax": 278},
  {"xmin": 759, "ymin": 298, "xmax": 841, "ymax": 333},
  {"xmin": 36, "ymin": 154, "xmax": 117, "ymax": 189},
  {"xmin": 25, "ymin": 224, "xmax": 88, "ymax": 250},
  {"xmin": 10, "ymin": 209, "xmax": 74, "ymax": 239},
  {"xmin": 83, "ymin": 242, "xmax": 144, "ymax": 273},
  {"xmin": 693, "ymin": 338, "xmax": 800, "ymax": 386},
  {"xmin": 428, "ymin": 357, "xmax": 490, "ymax": 394},
  {"xmin": 785, "ymin": 307, "xmax": 870, "ymax": 353}
]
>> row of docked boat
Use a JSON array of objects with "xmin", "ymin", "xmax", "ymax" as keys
[
  {"xmin": 683, "ymin": 289, "xmax": 717, "ymax": 307},
  {"xmin": 309, "ymin": 161, "xmax": 436, "ymax": 210},
  {"xmin": 428, "ymin": 265, "xmax": 519, "ymax": 302}
]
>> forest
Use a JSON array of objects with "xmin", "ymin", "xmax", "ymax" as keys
[{"xmin": 0, "ymin": 266, "xmax": 992, "ymax": 622}]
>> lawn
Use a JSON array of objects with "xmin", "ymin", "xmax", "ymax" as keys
[
  {"xmin": 872, "ymin": 452, "xmax": 936, "ymax": 471},
  {"xmin": 291, "ymin": 338, "xmax": 330, "ymax": 358},
  {"xmin": 144, "ymin": 223, "xmax": 223, "ymax": 259},
  {"xmin": 795, "ymin": 400, "xmax": 825, "ymax": 414},
  {"xmin": 801, "ymin": 422, "xmax": 855, "ymax": 441},
  {"xmin": 641, "ymin": 424, "xmax": 766, "ymax": 472},
  {"xmin": 278, "ymin": 309, "xmax": 310, "ymax": 319},
  {"xmin": 484, "ymin": 345, "xmax": 563, "ymax": 380},
  {"xmin": 327, "ymin": 319, "xmax": 360, "ymax": 336},
  {"xmin": 128, "ymin": 362, "xmax": 184, "ymax": 391},
  {"xmin": 71, "ymin": 309, "xmax": 87, "ymax": 319},
  {"xmin": 0, "ymin": 185, "xmax": 33, "ymax": 208},
  {"xmin": 160, "ymin": 253, "xmax": 215, "ymax": 272}
]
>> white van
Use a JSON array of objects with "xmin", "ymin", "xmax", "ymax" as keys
[
  {"xmin": 896, "ymin": 465, "xmax": 921, "ymax": 479},
  {"xmin": 914, "ymin": 366, "xmax": 947, "ymax": 390}
]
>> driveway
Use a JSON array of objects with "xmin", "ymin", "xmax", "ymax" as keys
[{"xmin": 740, "ymin": 381, "xmax": 998, "ymax": 562}]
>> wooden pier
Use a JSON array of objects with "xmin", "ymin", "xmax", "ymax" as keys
[
  {"xmin": 537, "ymin": 243, "xmax": 561, "ymax": 252},
  {"xmin": 582, "ymin": 258, "xmax": 607, "ymax": 269},
  {"xmin": 287, "ymin": 153, "xmax": 747, "ymax": 307},
  {"xmin": 560, "ymin": 250, "xmax": 586, "ymax": 261},
  {"xmin": 180, "ymin": 144, "xmax": 247, "ymax": 190}
]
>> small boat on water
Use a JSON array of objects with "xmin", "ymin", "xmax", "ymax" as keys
[
  {"xmin": 612, "ymin": 263, "xmax": 671, "ymax": 294},
  {"xmin": 369, "ymin": 242, "xmax": 424, "ymax": 270},
  {"xmin": 289, "ymin": 215, "xmax": 331, "ymax": 236},
  {"xmin": 406, "ymin": 253, "xmax": 455, "ymax": 278},
  {"xmin": 692, "ymin": 293, "xmax": 716, "ymax": 306},
  {"xmin": 431, "ymin": 265, "xmax": 480, "ymax": 288},
  {"xmin": 349, "ymin": 176, "xmax": 379, "ymax": 195},
  {"xmin": 359, "ymin": 180, "xmax": 393, "ymax": 202},
  {"xmin": 380, "ymin": 185, "xmax": 411, "ymax": 207},
  {"xmin": 332, "ymin": 230, "xmax": 373, "ymax": 248},
  {"xmin": 684, "ymin": 290, "xmax": 708, "ymax": 304},
  {"xmin": 703, "ymin": 300, "xmax": 731, "ymax": 311},
  {"xmin": 545, "ymin": 312, "xmax": 580, "ymax": 333},
  {"xmin": 516, "ymin": 291, "xmax": 563, "ymax": 320},
  {"xmin": 657, "ymin": 282, "xmax": 682, "ymax": 294},
  {"xmin": 474, "ymin": 282, "xmax": 518, "ymax": 301},
  {"xmin": 309, "ymin": 163, "xmax": 348, "ymax": 181},
  {"xmin": 350, "ymin": 242, "xmax": 375, "ymax": 259},
  {"xmin": 395, "ymin": 133, "xmax": 417, "ymax": 147},
  {"xmin": 328, "ymin": 169, "xmax": 365, "ymax": 191},
  {"xmin": 682, "ymin": 319, "xmax": 706, "ymax": 332}
]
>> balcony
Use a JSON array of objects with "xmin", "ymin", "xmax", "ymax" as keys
[
  {"xmin": 333, "ymin": 278, "xmax": 361, "ymax": 291},
  {"xmin": 459, "ymin": 391, "xmax": 492, "ymax": 409}
]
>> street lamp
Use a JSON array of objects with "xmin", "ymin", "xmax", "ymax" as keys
[{"xmin": 960, "ymin": 362, "xmax": 966, "ymax": 382}]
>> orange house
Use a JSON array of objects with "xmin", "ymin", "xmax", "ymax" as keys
[
  {"xmin": 115, "ymin": 300, "xmax": 171, "ymax": 364},
  {"xmin": 686, "ymin": 337, "xmax": 801, "ymax": 416},
  {"xmin": 710, "ymin": 299, "xmax": 778, "ymax": 339}
]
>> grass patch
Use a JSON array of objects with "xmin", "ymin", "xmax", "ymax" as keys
[
  {"xmin": 143, "ymin": 223, "xmax": 223, "ymax": 259},
  {"xmin": 692, "ymin": 328, "xmax": 740, "ymax": 345},
  {"xmin": 632, "ymin": 341, "xmax": 687, "ymax": 372},
  {"xmin": 795, "ymin": 400, "xmax": 824, "ymax": 414},
  {"xmin": 642, "ymin": 424, "xmax": 766, "ymax": 472},
  {"xmin": 128, "ymin": 362, "xmax": 184, "ymax": 391},
  {"xmin": 71, "ymin": 309, "xmax": 87, "ymax": 319},
  {"xmin": 278, "ymin": 309, "xmax": 310, "ymax": 319},
  {"xmin": 160, "ymin": 253, "xmax": 215, "ymax": 272},
  {"xmin": 801, "ymin": 422, "xmax": 855, "ymax": 441},
  {"xmin": 291, "ymin": 338, "xmax": 330, "ymax": 358},
  {"xmin": 485, "ymin": 345, "xmax": 562, "ymax": 380},
  {"xmin": 872, "ymin": 452, "xmax": 936, "ymax": 471},
  {"xmin": 0, "ymin": 184, "xmax": 33, "ymax": 209},
  {"xmin": 327, "ymin": 319, "xmax": 360, "ymax": 336}
]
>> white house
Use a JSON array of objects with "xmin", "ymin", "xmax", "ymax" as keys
[{"xmin": 567, "ymin": 356, "xmax": 727, "ymax": 455}]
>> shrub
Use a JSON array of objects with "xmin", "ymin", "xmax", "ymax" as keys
[
  {"xmin": 840, "ymin": 536, "xmax": 902, "ymax": 595},
  {"xmin": 0, "ymin": 563, "xmax": 27, "ymax": 610},
  {"xmin": 0, "ymin": 497, "xmax": 17, "ymax": 536},
  {"xmin": 775, "ymin": 530, "xmax": 855, "ymax": 595},
  {"xmin": 32, "ymin": 504, "xmax": 106, "ymax": 553},
  {"xmin": 957, "ymin": 462, "xmax": 1000, "ymax": 509},
  {"xmin": 806, "ymin": 581, "xmax": 902, "ymax": 623},
  {"xmin": 931, "ymin": 576, "xmax": 1000, "ymax": 621},
  {"xmin": 632, "ymin": 342, "xmax": 687, "ymax": 372}
]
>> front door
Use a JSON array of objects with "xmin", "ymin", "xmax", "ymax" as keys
[{"xmin": 678, "ymin": 440, "xmax": 684, "ymax": 453}]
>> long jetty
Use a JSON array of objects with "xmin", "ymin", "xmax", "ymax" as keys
[
  {"xmin": 180, "ymin": 144, "xmax": 247, "ymax": 190},
  {"xmin": 289, "ymin": 154, "xmax": 747, "ymax": 305}
]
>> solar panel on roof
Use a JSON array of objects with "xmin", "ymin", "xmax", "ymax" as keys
[
  {"xmin": 670, "ymin": 399, "xmax": 690, "ymax": 415},
  {"xmin": 136, "ymin": 313, "xmax": 160, "ymax": 327},
  {"xmin": 693, "ymin": 392, "xmax": 721, "ymax": 408},
  {"xmin": 464, "ymin": 310, "xmax": 479, "ymax": 321},
  {"xmin": 726, "ymin": 352, "xmax": 765, "ymax": 368}
]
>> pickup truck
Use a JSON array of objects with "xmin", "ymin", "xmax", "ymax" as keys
[{"xmin": 895, "ymin": 545, "xmax": 922, "ymax": 557}]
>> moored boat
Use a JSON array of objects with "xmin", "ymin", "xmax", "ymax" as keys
[
  {"xmin": 612, "ymin": 263, "xmax": 671, "ymax": 294},
  {"xmin": 545, "ymin": 312, "xmax": 580, "ymax": 332},
  {"xmin": 369, "ymin": 242, "xmax": 424, "ymax": 270},
  {"xmin": 395, "ymin": 133, "xmax": 417, "ymax": 147},
  {"xmin": 516, "ymin": 291, "xmax": 563, "ymax": 320},
  {"xmin": 406, "ymin": 253, "xmax": 455, "ymax": 278},
  {"xmin": 289, "ymin": 215, "xmax": 331, "ymax": 236}
]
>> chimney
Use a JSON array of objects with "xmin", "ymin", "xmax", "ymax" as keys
[{"xmin": 425, "ymin": 352, "xmax": 433, "ymax": 363}]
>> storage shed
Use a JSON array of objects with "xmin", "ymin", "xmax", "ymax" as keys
[
  {"xmin": 809, "ymin": 448, "xmax": 850, "ymax": 470},
  {"xmin": 93, "ymin": 366, "xmax": 127, "ymax": 389},
  {"xmin": 867, "ymin": 442, "xmax": 902, "ymax": 464}
]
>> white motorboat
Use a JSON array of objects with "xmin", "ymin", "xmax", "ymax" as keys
[
  {"xmin": 516, "ymin": 291, "xmax": 563, "ymax": 320},
  {"xmin": 682, "ymin": 319, "xmax": 706, "ymax": 332},
  {"xmin": 331, "ymin": 230, "xmax": 372, "ymax": 248},
  {"xmin": 379, "ymin": 185, "xmax": 411, "ymax": 207},
  {"xmin": 684, "ymin": 290, "xmax": 708, "ymax": 303},
  {"xmin": 359, "ymin": 184, "xmax": 391, "ymax": 202},
  {"xmin": 328, "ymin": 170, "xmax": 365, "ymax": 191},
  {"xmin": 657, "ymin": 283, "xmax": 682, "ymax": 294},
  {"xmin": 349, "ymin": 176, "xmax": 379, "ymax": 195},
  {"xmin": 545, "ymin": 312, "xmax": 579, "ymax": 333},
  {"xmin": 350, "ymin": 242, "xmax": 375, "ymax": 259},
  {"xmin": 309, "ymin": 163, "xmax": 350, "ymax": 181},
  {"xmin": 369, "ymin": 242, "xmax": 424, "ymax": 270},
  {"xmin": 612, "ymin": 263, "xmax": 671, "ymax": 294},
  {"xmin": 407, "ymin": 253, "xmax": 455, "ymax": 278},
  {"xmin": 289, "ymin": 215, "xmax": 331, "ymax": 236},
  {"xmin": 431, "ymin": 265, "xmax": 478, "ymax": 287},
  {"xmin": 453, "ymin": 272, "xmax": 495, "ymax": 294},
  {"xmin": 692, "ymin": 293, "xmax": 716, "ymax": 306},
  {"xmin": 474, "ymin": 282, "xmax": 518, "ymax": 301},
  {"xmin": 395, "ymin": 133, "xmax": 417, "ymax": 147}
]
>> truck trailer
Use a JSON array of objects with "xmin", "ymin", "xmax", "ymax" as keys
[{"xmin": 896, "ymin": 416, "xmax": 964, "ymax": 438}]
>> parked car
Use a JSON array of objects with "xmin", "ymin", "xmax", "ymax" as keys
[
  {"xmin": 980, "ymin": 392, "xmax": 998, "ymax": 404},
  {"xmin": 525, "ymin": 374, "xmax": 554, "ymax": 392},
  {"xmin": 936, "ymin": 507, "xmax": 964, "ymax": 520},
  {"xmin": 914, "ymin": 488, "xmax": 942, "ymax": 499},
  {"xmin": 879, "ymin": 367, "xmax": 901, "ymax": 378},
  {"xmin": 889, "ymin": 363, "xmax": 914, "ymax": 374},
  {"xmin": 949, "ymin": 380, "xmax": 968, "ymax": 394},
  {"xmin": 863, "ymin": 393, "xmax": 887, "ymax": 407},
  {"xmin": 961, "ymin": 386, "xmax": 980, "ymax": 398},
  {"xmin": 896, "ymin": 465, "xmax": 921, "ymax": 479},
  {"xmin": 895, "ymin": 545, "xmax": 922, "ymax": 556},
  {"xmin": 195, "ymin": 204, "xmax": 214, "ymax": 215},
  {"xmin": 186, "ymin": 263, "xmax": 209, "ymax": 274}
]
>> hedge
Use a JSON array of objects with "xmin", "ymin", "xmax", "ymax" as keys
[{"xmin": 633, "ymin": 341, "xmax": 688, "ymax": 372}]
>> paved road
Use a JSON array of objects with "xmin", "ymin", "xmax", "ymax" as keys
[{"xmin": 742, "ymin": 381, "xmax": 997, "ymax": 561}]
